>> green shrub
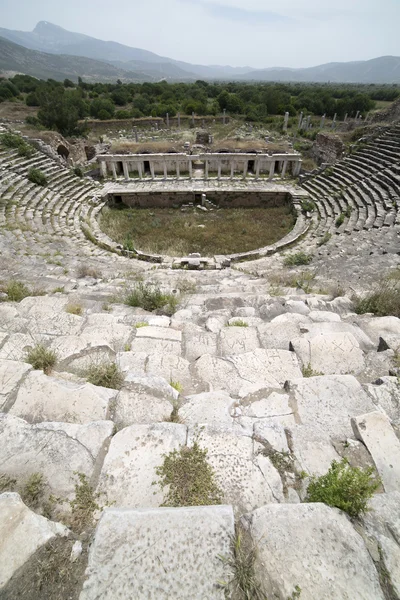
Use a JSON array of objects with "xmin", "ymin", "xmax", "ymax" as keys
[
  {"xmin": 354, "ymin": 279, "xmax": 400, "ymax": 318},
  {"xmin": 73, "ymin": 166, "xmax": 83, "ymax": 177},
  {"xmin": 300, "ymin": 200, "xmax": 315, "ymax": 213},
  {"xmin": 84, "ymin": 361, "xmax": 124, "ymax": 390},
  {"xmin": 25, "ymin": 344, "xmax": 58, "ymax": 374},
  {"xmin": 0, "ymin": 132, "xmax": 34, "ymax": 157},
  {"xmin": 28, "ymin": 168, "xmax": 47, "ymax": 186},
  {"xmin": 306, "ymin": 458, "xmax": 380, "ymax": 517},
  {"xmin": 301, "ymin": 363, "xmax": 323, "ymax": 377},
  {"xmin": 69, "ymin": 472, "xmax": 100, "ymax": 531},
  {"xmin": 154, "ymin": 441, "xmax": 223, "ymax": 507},
  {"xmin": 335, "ymin": 213, "xmax": 345, "ymax": 228},
  {"xmin": 283, "ymin": 252, "xmax": 313, "ymax": 267},
  {"xmin": 124, "ymin": 282, "xmax": 179, "ymax": 315},
  {"xmin": 2, "ymin": 280, "xmax": 30, "ymax": 302}
]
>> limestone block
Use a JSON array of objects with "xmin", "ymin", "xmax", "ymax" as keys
[
  {"xmin": 130, "ymin": 337, "xmax": 181, "ymax": 356},
  {"xmin": 206, "ymin": 315, "xmax": 228, "ymax": 333},
  {"xmin": 230, "ymin": 349, "xmax": 302, "ymax": 391},
  {"xmin": 242, "ymin": 503, "xmax": 384, "ymax": 600},
  {"xmin": 362, "ymin": 492, "xmax": 400, "ymax": 597},
  {"xmin": 289, "ymin": 425, "xmax": 341, "ymax": 476},
  {"xmin": 0, "ymin": 359, "xmax": 32, "ymax": 409},
  {"xmin": 253, "ymin": 422, "xmax": 290, "ymax": 453},
  {"xmin": 290, "ymin": 332, "xmax": 365, "ymax": 375},
  {"xmin": 0, "ymin": 333, "xmax": 44, "ymax": 361},
  {"xmin": 259, "ymin": 299, "xmax": 287, "ymax": 320},
  {"xmin": 0, "ymin": 492, "xmax": 68, "ymax": 589},
  {"xmin": 116, "ymin": 351, "xmax": 147, "ymax": 374},
  {"xmin": 243, "ymin": 391, "xmax": 294, "ymax": 421},
  {"xmin": 10, "ymin": 370, "xmax": 117, "ymax": 424},
  {"xmin": 187, "ymin": 425, "xmax": 284, "ymax": 511},
  {"xmin": 79, "ymin": 505, "xmax": 234, "ymax": 600},
  {"xmin": 59, "ymin": 345, "xmax": 116, "ymax": 374},
  {"xmin": 284, "ymin": 299, "xmax": 310, "ymax": 315},
  {"xmin": 227, "ymin": 316, "xmax": 263, "ymax": 327},
  {"xmin": 17, "ymin": 296, "xmax": 68, "ymax": 319},
  {"xmin": 135, "ymin": 325, "xmax": 181, "ymax": 342},
  {"xmin": 81, "ymin": 314, "xmax": 133, "ymax": 352},
  {"xmin": 123, "ymin": 373, "xmax": 179, "ymax": 399},
  {"xmin": 257, "ymin": 321, "xmax": 301, "ymax": 350},
  {"xmin": 146, "ymin": 353, "xmax": 192, "ymax": 393},
  {"xmin": 36, "ymin": 421, "xmax": 114, "ymax": 459},
  {"xmin": 145, "ymin": 315, "xmax": 171, "ymax": 327},
  {"xmin": 97, "ymin": 423, "xmax": 187, "ymax": 508},
  {"xmin": 182, "ymin": 323, "xmax": 217, "ymax": 361},
  {"xmin": 351, "ymin": 411, "xmax": 400, "ymax": 492},
  {"xmin": 235, "ymin": 306, "xmax": 256, "ymax": 318},
  {"xmin": 48, "ymin": 335, "xmax": 90, "ymax": 362},
  {"xmin": 218, "ymin": 327, "xmax": 260, "ymax": 356},
  {"xmin": 194, "ymin": 354, "xmax": 240, "ymax": 395},
  {"xmin": 359, "ymin": 315, "xmax": 400, "ymax": 346},
  {"xmin": 113, "ymin": 388, "xmax": 172, "ymax": 426},
  {"xmin": 286, "ymin": 375, "xmax": 375, "ymax": 438},
  {"xmin": 0, "ymin": 414, "xmax": 112, "ymax": 498},
  {"xmin": 204, "ymin": 296, "xmax": 245, "ymax": 311},
  {"xmin": 364, "ymin": 377, "xmax": 400, "ymax": 424},
  {"xmin": 304, "ymin": 321, "xmax": 375, "ymax": 352},
  {"xmin": 179, "ymin": 391, "xmax": 235, "ymax": 426},
  {"xmin": 308, "ymin": 310, "xmax": 341, "ymax": 322}
]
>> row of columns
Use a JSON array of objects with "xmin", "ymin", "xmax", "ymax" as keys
[{"xmin": 100, "ymin": 157, "xmax": 301, "ymax": 181}]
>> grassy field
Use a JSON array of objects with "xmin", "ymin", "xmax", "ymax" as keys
[{"xmin": 99, "ymin": 205, "xmax": 295, "ymax": 256}]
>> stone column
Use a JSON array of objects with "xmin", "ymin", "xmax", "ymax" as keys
[
  {"xmin": 281, "ymin": 160, "xmax": 288, "ymax": 177},
  {"xmin": 123, "ymin": 161, "xmax": 130, "ymax": 181},
  {"xmin": 331, "ymin": 113, "xmax": 337, "ymax": 129},
  {"xmin": 230, "ymin": 161, "xmax": 235, "ymax": 180},
  {"xmin": 223, "ymin": 109, "xmax": 226, "ymax": 125},
  {"xmin": 255, "ymin": 159, "xmax": 261, "ymax": 180},
  {"xmin": 268, "ymin": 161, "xmax": 275, "ymax": 180},
  {"xmin": 355, "ymin": 110, "xmax": 360, "ymax": 120},
  {"xmin": 138, "ymin": 162, "xmax": 143, "ymax": 180},
  {"xmin": 189, "ymin": 159, "xmax": 193, "ymax": 179},
  {"xmin": 178, "ymin": 113, "xmax": 181, "ymax": 129},
  {"xmin": 306, "ymin": 115, "xmax": 311, "ymax": 130},
  {"xmin": 176, "ymin": 161, "xmax": 180, "ymax": 179},
  {"xmin": 192, "ymin": 112, "xmax": 195, "ymax": 126},
  {"xmin": 320, "ymin": 114, "xmax": 326, "ymax": 129},
  {"xmin": 298, "ymin": 112, "xmax": 303, "ymax": 129},
  {"xmin": 150, "ymin": 161, "xmax": 155, "ymax": 180},
  {"xmin": 111, "ymin": 162, "xmax": 117, "ymax": 180},
  {"xmin": 163, "ymin": 160, "xmax": 167, "ymax": 180},
  {"xmin": 217, "ymin": 162, "xmax": 222, "ymax": 180},
  {"xmin": 205, "ymin": 160, "xmax": 209, "ymax": 180},
  {"xmin": 344, "ymin": 113, "xmax": 348, "ymax": 122},
  {"xmin": 100, "ymin": 161, "xmax": 107, "ymax": 178},
  {"xmin": 166, "ymin": 113, "xmax": 170, "ymax": 128},
  {"xmin": 243, "ymin": 160, "xmax": 248, "ymax": 179},
  {"xmin": 283, "ymin": 111, "xmax": 289, "ymax": 131}
]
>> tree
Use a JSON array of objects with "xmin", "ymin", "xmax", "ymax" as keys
[{"xmin": 36, "ymin": 86, "xmax": 88, "ymax": 135}]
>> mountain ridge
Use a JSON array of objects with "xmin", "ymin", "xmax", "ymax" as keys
[{"xmin": 0, "ymin": 21, "xmax": 400, "ymax": 83}]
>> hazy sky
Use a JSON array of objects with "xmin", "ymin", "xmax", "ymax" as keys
[{"xmin": 1, "ymin": 0, "xmax": 399, "ymax": 68}]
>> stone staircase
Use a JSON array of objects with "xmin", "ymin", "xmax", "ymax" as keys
[{"xmin": 0, "ymin": 270, "xmax": 399, "ymax": 598}]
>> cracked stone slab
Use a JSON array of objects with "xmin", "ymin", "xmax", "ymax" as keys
[
  {"xmin": 257, "ymin": 321, "xmax": 301, "ymax": 351},
  {"xmin": 289, "ymin": 425, "xmax": 341, "ymax": 476},
  {"xmin": 0, "ymin": 414, "xmax": 112, "ymax": 498},
  {"xmin": 182, "ymin": 323, "xmax": 217, "ymax": 361},
  {"xmin": 179, "ymin": 391, "xmax": 235, "ymax": 426},
  {"xmin": 97, "ymin": 423, "xmax": 187, "ymax": 508},
  {"xmin": 0, "ymin": 492, "xmax": 69, "ymax": 589},
  {"xmin": 364, "ymin": 377, "xmax": 400, "ymax": 425},
  {"xmin": 218, "ymin": 327, "xmax": 260, "ymax": 356},
  {"xmin": 358, "ymin": 315, "xmax": 400, "ymax": 347},
  {"xmin": 134, "ymin": 325, "xmax": 181, "ymax": 342},
  {"xmin": 79, "ymin": 505, "xmax": 234, "ymax": 600},
  {"xmin": 10, "ymin": 370, "xmax": 117, "ymax": 424},
  {"xmin": 242, "ymin": 503, "xmax": 385, "ymax": 600},
  {"xmin": 352, "ymin": 411, "xmax": 400, "ymax": 492},
  {"xmin": 113, "ymin": 387, "xmax": 172, "ymax": 427},
  {"xmin": 361, "ymin": 492, "xmax": 400, "ymax": 597},
  {"xmin": 286, "ymin": 375, "xmax": 375, "ymax": 438},
  {"xmin": 187, "ymin": 424, "xmax": 284, "ymax": 512},
  {"xmin": 0, "ymin": 359, "xmax": 32, "ymax": 409},
  {"xmin": 146, "ymin": 353, "xmax": 192, "ymax": 394},
  {"xmin": 81, "ymin": 314, "xmax": 133, "ymax": 352},
  {"xmin": 290, "ymin": 332, "xmax": 365, "ymax": 375}
]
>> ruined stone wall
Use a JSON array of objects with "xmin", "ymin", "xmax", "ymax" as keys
[
  {"xmin": 311, "ymin": 133, "xmax": 345, "ymax": 165},
  {"xmin": 111, "ymin": 191, "xmax": 291, "ymax": 209}
]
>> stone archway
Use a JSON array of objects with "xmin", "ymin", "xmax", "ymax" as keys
[{"xmin": 57, "ymin": 144, "xmax": 69, "ymax": 160}]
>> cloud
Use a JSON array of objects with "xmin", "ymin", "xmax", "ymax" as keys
[{"xmin": 184, "ymin": 0, "xmax": 293, "ymax": 24}]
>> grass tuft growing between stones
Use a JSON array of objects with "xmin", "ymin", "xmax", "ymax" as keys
[
  {"xmin": 154, "ymin": 441, "xmax": 223, "ymax": 507},
  {"xmin": 169, "ymin": 380, "xmax": 183, "ymax": 394},
  {"xmin": 0, "ymin": 472, "xmax": 46, "ymax": 512},
  {"xmin": 0, "ymin": 280, "xmax": 44, "ymax": 302},
  {"xmin": 354, "ymin": 277, "xmax": 400, "ymax": 318},
  {"xmin": 124, "ymin": 281, "xmax": 179, "ymax": 315},
  {"xmin": 69, "ymin": 472, "xmax": 100, "ymax": 532},
  {"xmin": 306, "ymin": 458, "xmax": 380, "ymax": 518},
  {"xmin": 301, "ymin": 363, "xmax": 324, "ymax": 377},
  {"xmin": 76, "ymin": 264, "xmax": 102, "ymax": 279},
  {"xmin": 84, "ymin": 361, "xmax": 124, "ymax": 390},
  {"xmin": 25, "ymin": 344, "xmax": 58, "ymax": 374},
  {"xmin": 65, "ymin": 303, "xmax": 83, "ymax": 316},
  {"xmin": 283, "ymin": 251, "xmax": 313, "ymax": 267},
  {"xmin": 226, "ymin": 320, "xmax": 248, "ymax": 327},
  {"xmin": 218, "ymin": 525, "xmax": 267, "ymax": 600}
]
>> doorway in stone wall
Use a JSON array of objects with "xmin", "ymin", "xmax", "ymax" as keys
[
  {"xmin": 248, "ymin": 160, "xmax": 255, "ymax": 174},
  {"xmin": 144, "ymin": 161, "xmax": 151, "ymax": 174}
]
